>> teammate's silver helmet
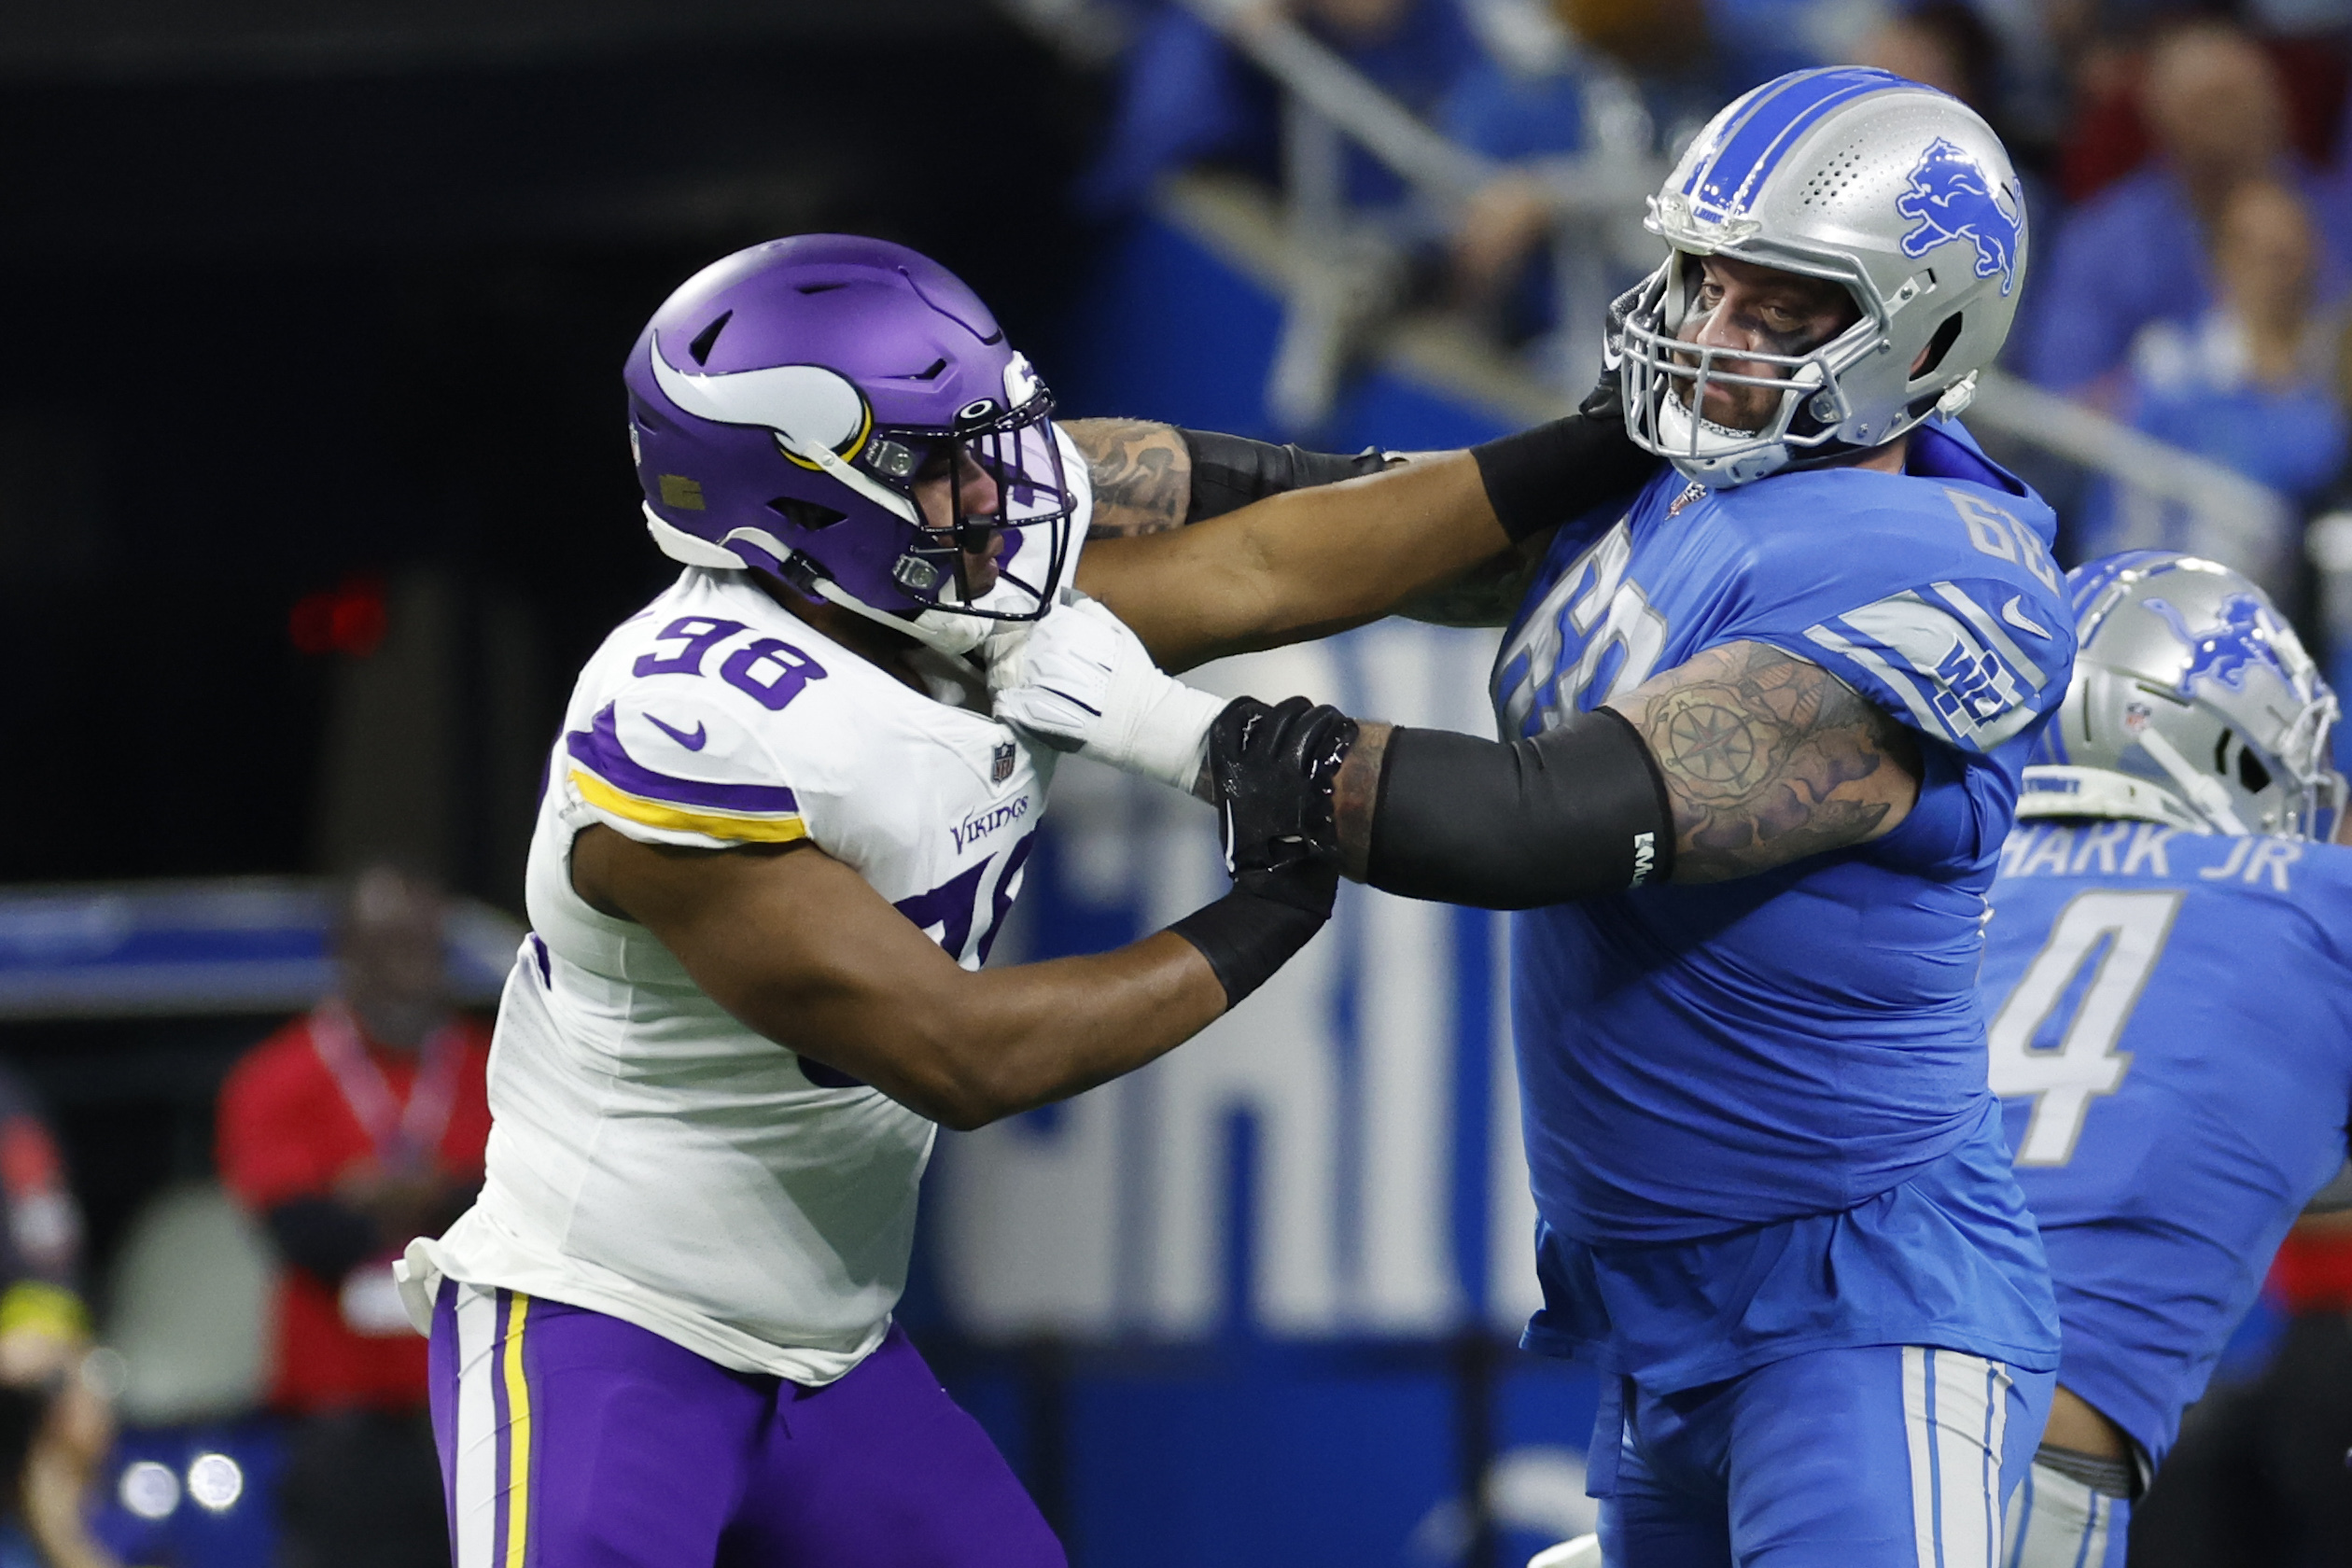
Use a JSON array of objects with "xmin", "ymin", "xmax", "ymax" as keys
[
  {"xmin": 1619, "ymin": 68, "xmax": 2028, "ymax": 487},
  {"xmin": 2022, "ymin": 553, "xmax": 2340, "ymax": 838}
]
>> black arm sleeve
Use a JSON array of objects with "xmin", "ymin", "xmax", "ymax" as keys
[
  {"xmin": 1365, "ymin": 707, "xmax": 1675, "ymax": 909},
  {"xmin": 264, "ymin": 1197, "xmax": 380, "ymax": 1288},
  {"xmin": 1177, "ymin": 429, "xmax": 1392, "ymax": 522},
  {"xmin": 1165, "ymin": 879, "xmax": 1329, "ymax": 1009},
  {"xmin": 1469, "ymin": 413, "xmax": 1664, "ymax": 543}
]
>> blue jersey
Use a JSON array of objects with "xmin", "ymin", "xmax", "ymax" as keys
[
  {"xmin": 1495, "ymin": 418, "xmax": 2074, "ymax": 1389},
  {"xmin": 1981, "ymin": 823, "xmax": 2352, "ymax": 1467}
]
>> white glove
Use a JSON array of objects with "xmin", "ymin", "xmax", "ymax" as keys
[
  {"xmin": 992, "ymin": 593, "xmax": 1225, "ymax": 792},
  {"xmin": 969, "ymin": 619, "xmax": 1034, "ymax": 685}
]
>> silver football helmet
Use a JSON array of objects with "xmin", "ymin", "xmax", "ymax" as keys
[
  {"xmin": 1618, "ymin": 68, "xmax": 2028, "ymax": 486},
  {"xmin": 2022, "ymin": 553, "xmax": 2340, "ymax": 838}
]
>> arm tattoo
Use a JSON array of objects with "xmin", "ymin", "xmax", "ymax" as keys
[
  {"xmin": 1059, "ymin": 417, "xmax": 1191, "ymax": 539},
  {"xmin": 1332, "ymin": 721, "xmax": 1393, "ymax": 884},
  {"xmin": 1607, "ymin": 640, "xmax": 1922, "ymax": 884}
]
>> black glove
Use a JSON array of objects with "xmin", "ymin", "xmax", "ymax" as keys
[
  {"xmin": 1207, "ymin": 694, "xmax": 1357, "ymax": 917},
  {"xmin": 1166, "ymin": 695, "xmax": 1360, "ymax": 1008},
  {"xmin": 1578, "ymin": 278, "xmax": 1648, "ymax": 423}
]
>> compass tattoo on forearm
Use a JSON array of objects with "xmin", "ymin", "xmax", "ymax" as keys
[{"xmin": 1608, "ymin": 640, "xmax": 1922, "ymax": 883}]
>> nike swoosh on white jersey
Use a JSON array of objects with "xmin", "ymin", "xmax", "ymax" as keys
[{"xmin": 647, "ymin": 714, "xmax": 709, "ymax": 751}]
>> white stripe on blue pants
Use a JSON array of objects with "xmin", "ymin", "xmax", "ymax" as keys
[
  {"xmin": 1593, "ymin": 1344, "xmax": 2055, "ymax": 1567},
  {"xmin": 2000, "ymin": 1456, "xmax": 2129, "ymax": 1568}
]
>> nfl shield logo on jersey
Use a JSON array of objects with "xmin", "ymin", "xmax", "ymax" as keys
[{"xmin": 992, "ymin": 741, "xmax": 1016, "ymax": 784}]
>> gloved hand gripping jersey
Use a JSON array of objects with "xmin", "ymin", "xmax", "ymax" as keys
[
  {"xmin": 989, "ymin": 605, "xmax": 1359, "ymax": 1008},
  {"xmin": 1168, "ymin": 697, "xmax": 1356, "ymax": 1006},
  {"xmin": 989, "ymin": 592, "xmax": 1225, "ymax": 792}
]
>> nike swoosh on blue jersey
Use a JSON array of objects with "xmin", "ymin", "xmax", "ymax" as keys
[
  {"xmin": 647, "ymin": 713, "xmax": 708, "ymax": 750},
  {"xmin": 2002, "ymin": 595, "xmax": 2051, "ymax": 638}
]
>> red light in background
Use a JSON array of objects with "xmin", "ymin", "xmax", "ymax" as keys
[{"xmin": 289, "ymin": 575, "xmax": 388, "ymax": 657}]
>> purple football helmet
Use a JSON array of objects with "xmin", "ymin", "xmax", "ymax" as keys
[{"xmin": 623, "ymin": 234, "xmax": 1075, "ymax": 631}]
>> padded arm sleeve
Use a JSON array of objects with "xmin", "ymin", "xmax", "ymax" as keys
[
  {"xmin": 1470, "ymin": 413, "xmax": 1662, "ymax": 543},
  {"xmin": 1365, "ymin": 707, "xmax": 1674, "ymax": 909},
  {"xmin": 1165, "ymin": 876, "xmax": 1331, "ymax": 1009},
  {"xmin": 1178, "ymin": 429, "xmax": 1392, "ymax": 521}
]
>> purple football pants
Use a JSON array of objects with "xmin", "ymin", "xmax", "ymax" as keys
[{"xmin": 427, "ymin": 1279, "xmax": 1067, "ymax": 1568}]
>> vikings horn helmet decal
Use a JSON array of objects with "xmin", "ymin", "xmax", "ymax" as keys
[
  {"xmin": 2022, "ymin": 553, "xmax": 2342, "ymax": 839},
  {"xmin": 1617, "ymin": 68, "xmax": 2031, "ymax": 486},
  {"xmin": 623, "ymin": 234, "xmax": 1078, "ymax": 644}
]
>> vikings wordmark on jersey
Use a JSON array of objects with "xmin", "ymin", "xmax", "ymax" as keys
[{"xmin": 410, "ymin": 564, "xmax": 1054, "ymax": 1386}]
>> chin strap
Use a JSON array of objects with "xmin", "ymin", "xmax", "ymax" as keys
[
  {"xmin": 2015, "ymin": 766, "xmax": 2211, "ymax": 833},
  {"xmin": 804, "ymin": 574, "xmax": 1003, "ymax": 660},
  {"xmin": 643, "ymin": 502, "xmax": 1010, "ymax": 661},
  {"xmin": 2130, "ymin": 723, "xmax": 2250, "ymax": 835}
]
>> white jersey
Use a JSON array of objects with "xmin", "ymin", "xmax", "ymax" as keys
[{"xmin": 413, "ymin": 565, "xmax": 1056, "ymax": 1384}]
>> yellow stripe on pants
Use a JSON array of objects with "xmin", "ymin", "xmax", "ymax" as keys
[{"xmin": 502, "ymin": 1293, "xmax": 533, "ymax": 1568}]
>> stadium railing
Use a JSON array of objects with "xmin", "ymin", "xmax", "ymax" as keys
[{"xmin": 1167, "ymin": 0, "xmax": 2308, "ymax": 596}]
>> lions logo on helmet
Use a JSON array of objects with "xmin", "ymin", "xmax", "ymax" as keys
[
  {"xmin": 1895, "ymin": 138, "xmax": 2022, "ymax": 297},
  {"xmin": 2142, "ymin": 594, "xmax": 2291, "ymax": 699},
  {"xmin": 1617, "ymin": 68, "xmax": 2031, "ymax": 487},
  {"xmin": 2023, "ymin": 553, "xmax": 2341, "ymax": 840}
]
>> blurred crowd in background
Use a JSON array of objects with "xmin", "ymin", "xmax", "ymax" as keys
[
  {"xmin": 1082, "ymin": 0, "xmax": 2352, "ymax": 610},
  {"xmin": 0, "ymin": 870, "xmax": 492, "ymax": 1568}
]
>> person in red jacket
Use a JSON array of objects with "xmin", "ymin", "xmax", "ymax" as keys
[{"xmin": 217, "ymin": 864, "xmax": 491, "ymax": 1568}]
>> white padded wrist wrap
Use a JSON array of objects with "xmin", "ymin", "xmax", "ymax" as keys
[{"xmin": 1099, "ymin": 674, "xmax": 1225, "ymax": 793}]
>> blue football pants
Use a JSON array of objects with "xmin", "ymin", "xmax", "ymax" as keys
[
  {"xmin": 1999, "ymin": 1456, "xmax": 2129, "ymax": 1568},
  {"xmin": 1592, "ymin": 1345, "xmax": 2054, "ymax": 1568}
]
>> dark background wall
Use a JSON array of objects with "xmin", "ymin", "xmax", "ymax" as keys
[
  {"xmin": 0, "ymin": 2, "xmax": 1099, "ymax": 901},
  {"xmin": 0, "ymin": 0, "xmax": 1103, "ymax": 1333}
]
